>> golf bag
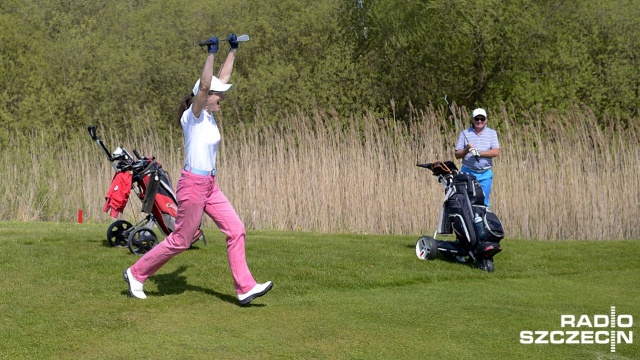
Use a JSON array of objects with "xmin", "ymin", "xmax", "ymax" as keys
[
  {"xmin": 415, "ymin": 160, "xmax": 504, "ymax": 272},
  {"xmin": 88, "ymin": 125, "xmax": 205, "ymax": 255},
  {"xmin": 441, "ymin": 172, "xmax": 504, "ymax": 248}
]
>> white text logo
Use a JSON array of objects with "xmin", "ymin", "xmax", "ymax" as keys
[{"xmin": 519, "ymin": 307, "xmax": 633, "ymax": 352}]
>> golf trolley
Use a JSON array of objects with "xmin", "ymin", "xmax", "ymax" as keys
[
  {"xmin": 88, "ymin": 125, "xmax": 205, "ymax": 255},
  {"xmin": 414, "ymin": 160, "xmax": 504, "ymax": 272}
]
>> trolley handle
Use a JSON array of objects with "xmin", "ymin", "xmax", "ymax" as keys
[
  {"xmin": 88, "ymin": 124, "xmax": 118, "ymax": 170},
  {"xmin": 88, "ymin": 125, "xmax": 98, "ymax": 141},
  {"xmin": 140, "ymin": 159, "xmax": 158, "ymax": 175}
]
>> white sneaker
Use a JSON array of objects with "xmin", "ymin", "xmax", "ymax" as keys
[
  {"xmin": 123, "ymin": 268, "xmax": 147, "ymax": 299},
  {"xmin": 238, "ymin": 281, "xmax": 273, "ymax": 305}
]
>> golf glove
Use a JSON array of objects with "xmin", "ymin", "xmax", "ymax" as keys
[
  {"xmin": 469, "ymin": 148, "xmax": 480, "ymax": 158},
  {"xmin": 206, "ymin": 37, "xmax": 219, "ymax": 53},
  {"xmin": 227, "ymin": 34, "xmax": 239, "ymax": 49}
]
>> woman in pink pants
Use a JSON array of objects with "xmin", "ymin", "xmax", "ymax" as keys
[{"xmin": 123, "ymin": 34, "xmax": 272, "ymax": 305}]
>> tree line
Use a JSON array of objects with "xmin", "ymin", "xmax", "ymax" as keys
[
  {"xmin": 349, "ymin": 0, "xmax": 640, "ymax": 121},
  {"xmin": 1, "ymin": 0, "xmax": 638, "ymax": 149}
]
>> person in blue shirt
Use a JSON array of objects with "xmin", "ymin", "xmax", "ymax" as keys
[{"xmin": 454, "ymin": 108, "xmax": 501, "ymax": 207}]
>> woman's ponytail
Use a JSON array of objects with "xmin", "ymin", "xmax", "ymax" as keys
[{"xmin": 178, "ymin": 93, "xmax": 194, "ymax": 123}]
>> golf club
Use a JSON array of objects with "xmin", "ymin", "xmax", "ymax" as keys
[
  {"xmin": 199, "ymin": 34, "xmax": 250, "ymax": 47},
  {"xmin": 445, "ymin": 96, "xmax": 480, "ymax": 161}
]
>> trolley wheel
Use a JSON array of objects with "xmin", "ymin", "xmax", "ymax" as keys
[
  {"xmin": 475, "ymin": 258, "xmax": 495, "ymax": 273},
  {"xmin": 485, "ymin": 260, "xmax": 495, "ymax": 272},
  {"xmin": 190, "ymin": 228, "xmax": 207, "ymax": 248},
  {"xmin": 106, "ymin": 220, "xmax": 133, "ymax": 247},
  {"xmin": 415, "ymin": 236, "xmax": 438, "ymax": 260},
  {"xmin": 127, "ymin": 228, "xmax": 158, "ymax": 256}
]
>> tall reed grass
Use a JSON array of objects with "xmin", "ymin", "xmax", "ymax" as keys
[{"xmin": 1, "ymin": 105, "xmax": 637, "ymax": 240}]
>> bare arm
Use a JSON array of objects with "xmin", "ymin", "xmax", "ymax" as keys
[
  {"xmin": 455, "ymin": 143, "xmax": 474, "ymax": 159},
  {"xmin": 217, "ymin": 49, "xmax": 236, "ymax": 83},
  {"xmin": 480, "ymin": 148, "xmax": 500, "ymax": 158},
  {"xmin": 455, "ymin": 146, "xmax": 499, "ymax": 159},
  {"xmin": 192, "ymin": 53, "xmax": 215, "ymax": 118}
]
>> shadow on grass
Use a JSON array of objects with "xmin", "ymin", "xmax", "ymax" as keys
[
  {"xmin": 123, "ymin": 265, "xmax": 265, "ymax": 307},
  {"xmin": 101, "ymin": 239, "xmax": 203, "ymax": 250}
]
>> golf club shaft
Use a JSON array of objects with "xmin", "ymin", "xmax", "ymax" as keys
[
  {"xmin": 198, "ymin": 34, "xmax": 249, "ymax": 46},
  {"xmin": 445, "ymin": 95, "xmax": 470, "ymax": 143},
  {"xmin": 445, "ymin": 96, "xmax": 479, "ymax": 161}
]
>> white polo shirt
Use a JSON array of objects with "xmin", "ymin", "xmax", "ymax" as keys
[{"xmin": 180, "ymin": 106, "xmax": 220, "ymax": 172}]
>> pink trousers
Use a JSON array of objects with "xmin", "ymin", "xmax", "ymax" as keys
[{"xmin": 130, "ymin": 170, "xmax": 257, "ymax": 294}]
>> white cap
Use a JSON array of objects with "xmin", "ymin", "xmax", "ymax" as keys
[
  {"xmin": 472, "ymin": 108, "xmax": 487, "ymax": 118},
  {"xmin": 192, "ymin": 76, "xmax": 232, "ymax": 96}
]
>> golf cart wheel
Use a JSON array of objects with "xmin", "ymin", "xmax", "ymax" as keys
[
  {"xmin": 415, "ymin": 236, "xmax": 438, "ymax": 260},
  {"xmin": 127, "ymin": 228, "xmax": 158, "ymax": 256},
  {"xmin": 106, "ymin": 220, "xmax": 133, "ymax": 247}
]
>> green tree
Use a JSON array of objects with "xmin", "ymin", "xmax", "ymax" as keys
[
  {"xmin": 346, "ymin": 0, "xmax": 640, "ymax": 120},
  {"xmin": 348, "ymin": 0, "xmax": 555, "ymax": 113}
]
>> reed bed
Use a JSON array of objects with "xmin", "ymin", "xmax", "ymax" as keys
[{"xmin": 1, "ymin": 105, "xmax": 637, "ymax": 240}]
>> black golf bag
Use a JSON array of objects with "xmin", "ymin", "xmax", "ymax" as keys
[
  {"xmin": 441, "ymin": 172, "xmax": 504, "ymax": 250},
  {"xmin": 415, "ymin": 160, "xmax": 504, "ymax": 272}
]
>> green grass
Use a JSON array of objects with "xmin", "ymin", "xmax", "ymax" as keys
[{"xmin": 0, "ymin": 222, "xmax": 638, "ymax": 359}]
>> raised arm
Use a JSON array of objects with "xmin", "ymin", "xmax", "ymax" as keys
[
  {"xmin": 217, "ymin": 34, "xmax": 239, "ymax": 83},
  {"xmin": 192, "ymin": 37, "xmax": 218, "ymax": 118}
]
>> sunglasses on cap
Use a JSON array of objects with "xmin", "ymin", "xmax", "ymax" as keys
[{"xmin": 473, "ymin": 117, "xmax": 486, "ymax": 122}]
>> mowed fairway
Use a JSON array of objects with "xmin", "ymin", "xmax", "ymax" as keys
[{"xmin": 0, "ymin": 222, "xmax": 638, "ymax": 359}]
